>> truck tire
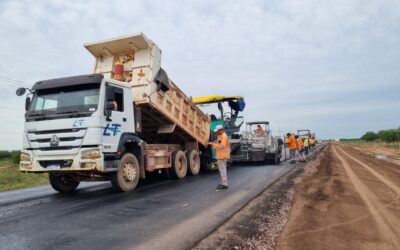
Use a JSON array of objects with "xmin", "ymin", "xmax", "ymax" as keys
[
  {"xmin": 49, "ymin": 173, "xmax": 80, "ymax": 193},
  {"xmin": 111, "ymin": 153, "xmax": 140, "ymax": 192},
  {"xmin": 168, "ymin": 150, "xmax": 187, "ymax": 179},
  {"xmin": 186, "ymin": 150, "xmax": 200, "ymax": 176}
]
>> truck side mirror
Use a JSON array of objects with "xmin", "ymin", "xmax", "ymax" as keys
[
  {"xmin": 105, "ymin": 101, "xmax": 114, "ymax": 121},
  {"xmin": 277, "ymin": 139, "xmax": 283, "ymax": 146},
  {"xmin": 25, "ymin": 96, "xmax": 31, "ymax": 111},
  {"xmin": 154, "ymin": 68, "xmax": 170, "ymax": 92},
  {"xmin": 16, "ymin": 88, "xmax": 26, "ymax": 96}
]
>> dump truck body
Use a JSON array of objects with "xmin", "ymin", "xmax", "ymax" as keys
[{"xmin": 85, "ymin": 33, "xmax": 210, "ymax": 148}]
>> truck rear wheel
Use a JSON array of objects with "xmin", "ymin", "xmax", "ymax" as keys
[
  {"xmin": 186, "ymin": 150, "xmax": 200, "ymax": 176},
  {"xmin": 111, "ymin": 153, "xmax": 140, "ymax": 192},
  {"xmin": 49, "ymin": 173, "xmax": 80, "ymax": 193},
  {"xmin": 169, "ymin": 150, "xmax": 187, "ymax": 179}
]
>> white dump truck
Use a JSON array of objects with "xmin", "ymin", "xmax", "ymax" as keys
[{"xmin": 16, "ymin": 33, "xmax": 210, "ymax": 192}]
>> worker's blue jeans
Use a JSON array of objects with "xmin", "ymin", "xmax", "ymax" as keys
[{"xmin": 289, "ymin": 149, "xmax": 297, "ymax": 162}]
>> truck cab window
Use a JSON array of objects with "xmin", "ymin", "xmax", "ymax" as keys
[
  {"xmin": 106, "ymin": 86, "xmax": 124, "ymax": 112},
  {"xmin": 114, "ymin": 92, "xmax": 124, "ymax": 112}
]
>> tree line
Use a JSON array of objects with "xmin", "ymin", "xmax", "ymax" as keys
[
  {"xmin": 360, "ymin": 127, "xmax": 400, "ymax": 143},
  {"xmin": 0, "ymin": 150, "xmax": 21, "ymax": 164}
]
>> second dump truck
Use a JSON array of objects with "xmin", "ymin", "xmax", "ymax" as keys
[{"xmin": 17, "ymin": 33, "xmax": 210, "ymax": 192}]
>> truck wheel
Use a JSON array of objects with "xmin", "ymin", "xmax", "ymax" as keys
[
  {"xmin": 111, "ymin": 153, "xmax": 140, "ymax": 192},
  {"xmin": 169, "ymin": 150, "xmax": 187, "ymax": 179},
  {"xmin": 49, "ymin": 173, "xmax": 80, "ymax": 193},
  {"xmin": 186, "ymin": 150, "xmax": 200, "ymax": 176}
]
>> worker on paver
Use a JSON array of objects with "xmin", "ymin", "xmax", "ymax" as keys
[
  {"xmin": 210, "ymin": 125, "xmax": 231, "ymax": 190},
  {"xmin": 286, "ymin": 133, "xmax": 297, "ymax": 164},
  {"xmin": 295, "ymin": 135, "xmax": 306, "ymax": 162},
  {"xmin": 256, "ymin": 125, "xmax": 264, "ymax": 137},
  {"xmin": 303, "ymin": 137, "xmax": 309, "ymax": 155}
]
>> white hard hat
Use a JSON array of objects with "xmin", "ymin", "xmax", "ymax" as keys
[{"xmin": 213, "ymin": 125, "xmax": 224, "ymax": 132}]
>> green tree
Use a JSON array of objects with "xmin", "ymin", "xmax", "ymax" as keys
[
  {"xmin": 11, "ymin": 150, "xmax": 21, "ymax": 164},
  {"xmin": 378, "ymin": 129, "xmax": 400, "ymax": 143},
  {"xmin": 361, "ymin": 131, "xmax": 378, "ymax": 141}
]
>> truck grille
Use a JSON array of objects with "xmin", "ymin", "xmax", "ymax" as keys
[
  {"xmin": 27, "ymin": 128, "xmax": 87, "ymax": 151},
  {"xmin": 39, "ymin": 160, "xmax": 73, "ymax": 168}
]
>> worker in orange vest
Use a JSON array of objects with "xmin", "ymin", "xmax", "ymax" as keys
[
  {"xmin": 210, "ymin": 125, "xmax": 231, "ymax": 189},
  {"xmin": 295, "ymin": 135, "xmax": 306, "ymax": 162},
  {"xmin": 286, "ymin": 133, "xmax": 297, "ymax": 164},
  {"xmin": 256, "ymin": 125, "xmax": 264, "ymax": 137}
]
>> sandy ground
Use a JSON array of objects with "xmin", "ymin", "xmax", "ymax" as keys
[
  {"xmin": 277, "ymin": 143, "xmax": 400, "ymax": 249},
  {"xmin": 353, "ymin": 145, "xmax": 400, "ymax": 165}
]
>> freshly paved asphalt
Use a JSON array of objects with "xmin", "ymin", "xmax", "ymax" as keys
[{"xmin": 0, "ymin": 149, "xmax": 301, "ymax": 250}]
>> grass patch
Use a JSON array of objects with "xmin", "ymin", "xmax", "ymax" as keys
[{"xmin": 0, "ymin": 158, "xmax": 48, "ymax": 192}]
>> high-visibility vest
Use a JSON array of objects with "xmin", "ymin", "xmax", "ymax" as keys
[
  {"xmin": 212, "ymin": 132, "xmax": 231, "ymax": 159},
  {"xmin": 287, "ymin": 135, "xmax": 297, "ymax": 149},
  {"xmin": 296, "ymin": 138, "xmax": 304, "ymax": 149}
]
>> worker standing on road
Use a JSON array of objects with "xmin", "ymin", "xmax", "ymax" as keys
[
  {"xmin": 295, "ymin": 135, "xmax": 306, "ymax": 162},
  {"xmin": 309, "ymin": 136, "xmax": 315, "ymax": 150},
  {"xmin": 285, "ymin": 133, "xmax": 297, "ymax": 164},
  {"xmin": 210, "ymin": 125, "xmax": 231, "ymax": 190},
  {"xmin": 256, "ymin": 125, "xmax": 264, "ymax": 137},
  {"xmin": 303, "ymin": 137, "xmax": 309, "ymax": 155}
]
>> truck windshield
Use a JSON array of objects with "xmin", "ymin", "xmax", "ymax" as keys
[{"xmin": 27, "ymin": 83, "xmax": 100, "ymax": 121}]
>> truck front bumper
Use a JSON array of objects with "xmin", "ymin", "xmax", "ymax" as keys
[{"xmin": 20, "ymin": 148, "xmax": 106, "ymax": 173}]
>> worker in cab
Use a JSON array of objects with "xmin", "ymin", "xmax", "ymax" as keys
[
  {"xmin": 285, "ymin": 133, "xmax": 297, "ymax": 164},
  {"xmin": 295, "ymin": 135, "xmax": 306, "ymax": 162},
  {"xmin": 209, "ymin": 125, "xmax": 230, "ymax": 190},
  {"xmin": 256, "ymin": 125, "xmax": 264, "ymax": 137}
]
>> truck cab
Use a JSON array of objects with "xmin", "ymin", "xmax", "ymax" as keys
[{"xmin": 18, "ymin": 74, "xmax": 144, "ymax": 192}]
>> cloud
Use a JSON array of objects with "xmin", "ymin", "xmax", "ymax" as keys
[{"xmin": 0, "ymin": 0, "xmax": 399, "ymax": 149}]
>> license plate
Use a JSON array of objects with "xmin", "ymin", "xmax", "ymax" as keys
[{"xmin": 48, "ymin": 164, "xmax": 61, "ymax": 170}]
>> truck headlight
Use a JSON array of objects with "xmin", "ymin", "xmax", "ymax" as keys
[
  {"xmin": 20, "ymin": 152, "xmax": 31, "ymax": 162},
  {"xmin": 81, "ymin": 149, "xmax": 101, "ymax": 159}
]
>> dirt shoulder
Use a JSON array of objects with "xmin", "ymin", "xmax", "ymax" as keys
[
  {"xmin": 194, "ymin": 143, "xmax": 400, "ymax": 250},
  {"xmin": 193, "ymin": 145, "xmax": 327, "ymax": 250},
  {"xmin": 277, "ymin": 143, "xmax": 400, "ymax": 249}
]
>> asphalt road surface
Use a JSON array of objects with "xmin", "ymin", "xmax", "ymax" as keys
[{"xmin": 0, "ymin": 158, "xmax": 296, "ymax": 250}]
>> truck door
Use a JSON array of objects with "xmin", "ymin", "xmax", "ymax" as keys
[{"xmin": 102, "ymin": 84, "xmax": 127, "ymax": 153}]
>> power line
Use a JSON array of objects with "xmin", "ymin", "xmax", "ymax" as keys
[
  {"xmin": 0, "ymin": 75, "xmax": 31, "ymax": 88},
  {"xmin": 0, "ymin": 80, "xmax": 27, "ymax": 89},
  {"xmin": 0, "ymin": 75, "xmax": 30, "ymax": 85}
]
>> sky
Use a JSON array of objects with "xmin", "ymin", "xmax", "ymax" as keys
[{"xmin": 0, "ymin": 0, "xmax": 399, "ymax": 150}]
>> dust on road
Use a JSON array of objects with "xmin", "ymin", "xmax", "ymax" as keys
[{"xmin": 277, "ymin": 144, "xmax": 400, "ymax": 249}]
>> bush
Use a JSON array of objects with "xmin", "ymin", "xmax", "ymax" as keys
[
  {"xmin": 0, "ymin": 151, "xmax": 11, "ymax": 159},
  {"xmin": 11, "ymin": 150, "xmax": 21, "ymax": 164}
]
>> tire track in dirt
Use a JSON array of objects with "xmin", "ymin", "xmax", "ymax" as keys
[
  {"xmin": 278, "ymin": 144, "xmax": 400, "ymax": 249},
  {"xmin": 332, "ymin": 145, "xmax": 400, "ymax": 246},
  {"xmin": 336, "ymin": 145, "xmax": 400, "ymax": 194}
]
